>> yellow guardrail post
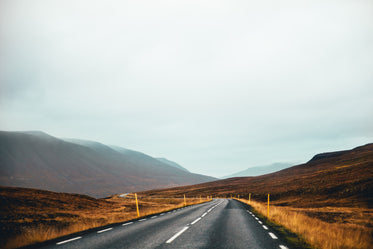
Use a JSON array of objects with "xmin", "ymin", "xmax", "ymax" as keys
[
  {"xmin": 184, "ymin": 194, "xmax": 186, "ymax": 207},
  {"xmin": 267, "ymin": 193, "xmax": 270, "ymax": 217},
  {"xmin": 135, "ymin": 193, "xmax": 140, "ymax": 217}
]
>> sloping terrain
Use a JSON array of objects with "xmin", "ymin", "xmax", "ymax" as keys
[
  {"xmin": 0, "ymin": 131, "xmax": 215, "ymax": 197},
  {"xmin": 141, "ymin": 143, "xmax": 373, "ymax": 208}
]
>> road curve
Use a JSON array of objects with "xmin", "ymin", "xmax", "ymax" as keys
[{"xmin": 39, "ymin": 199, "xmax": 289, "ymax": 249}]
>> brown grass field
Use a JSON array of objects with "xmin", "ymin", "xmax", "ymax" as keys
[
  {"xmin": 0, "ymin": 187, "xmax": 210, "ymax": 249},
  {"xmin": 237, "ymin": 199, "xmax": 372, "ymax": 249}
]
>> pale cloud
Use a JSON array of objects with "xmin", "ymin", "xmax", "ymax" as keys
[{"xmin": 1, "ymin": 0, "xmax": 372, "ymax": 177}]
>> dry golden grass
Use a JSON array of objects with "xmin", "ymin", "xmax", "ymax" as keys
[
  {"xmin": 238, "ymin": 199, "xmax": 373, "ymax": 249},
  {"xmin": 2, "ymin": 189, "xmax": 210, "ymax": 249}
]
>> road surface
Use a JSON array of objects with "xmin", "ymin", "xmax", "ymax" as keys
[{"xmin": 39, "ymin": 199, "xmax": 289, "ymax": 249}]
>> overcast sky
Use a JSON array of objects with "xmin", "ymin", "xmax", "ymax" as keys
[{"xmin": 1, "ymin": 0, "xmax": 372, "ymax": 177}]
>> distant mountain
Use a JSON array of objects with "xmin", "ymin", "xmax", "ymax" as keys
[
  {"xmin": 0, "ymin": 131, "xmax": 216, "ymax": 197},
  {"xmin": 223, "ymin": 162, "xmax": 294, "ymax": 178},
  {"xmin": 156, "ymin": 158, "xmax": 189, "ymax": 172}
]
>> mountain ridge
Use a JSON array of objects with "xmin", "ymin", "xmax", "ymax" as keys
[
  {"xmin": 0, "ymin": 131, "xmax": 216, "ymax": 197},
  {"xmin": 222, "ymin": 162, "xmax": 294, "ymax": 178}
]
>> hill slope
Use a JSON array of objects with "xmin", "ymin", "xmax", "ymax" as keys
[
  {"xmin": 0, "ymin": 131, "xmax": 215, "ymax": 197},
  {"xmin": 141, "ymin": 144, "xmax": 373, "ymax": 208}
]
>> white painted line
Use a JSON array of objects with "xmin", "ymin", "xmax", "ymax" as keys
[
  {"xmin": 258, "ymin": 221, "xmax": 263, "ymax": 224},
  {"xmin": 56, "ymin": 236, "xmax": 82, "ymax": 245},
  {"xmin": 122, "ymin": 222, "xmax": 133, "ymax": 226},
  {"xmin": 166, "ymin": 226, "xmax": 189, "ymax": 243},
  {"xmin": 263, "ymin": 225, "xmax": 268, "ymax": 230},
  {"xmin": 191, "ymin": 217, "xmax": 201, "ymax": 225},
  {"xmin": 201, "ymin": 212, "xmax": 207, "ymax": 217},
  {"xmin": 255, "ymin": 217, "xmax": 259, "ymax": 220},
  {"xmin": 279, "ymin": 245, "xmax": 288, "ymax": 249},
  {"xmin": 269, "ymin": 232, "xmax": 278, "ymax": 239},
  {"xmin": 160, "ymin": 213, "xmax": 165, "ymax": 216},
  {"xmin": 151, "ymin": 216, "xmax": 157, "ymax": 219},
  {"xmin": 97, "ymin": 228, "xmax": 113, "ymax": 234},
  {"xmin": 139, "ymin": 219, "xmax": 147, "ymax": 221}
]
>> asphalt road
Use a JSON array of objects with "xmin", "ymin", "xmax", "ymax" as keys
[{"xmin": 39, "ymin": 199, "xmax": 289, "ymax": 249}]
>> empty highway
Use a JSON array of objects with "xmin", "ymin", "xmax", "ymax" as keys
[{"xmin": 39, "ymin": 199, "xmax": 289, "ymax": 249}]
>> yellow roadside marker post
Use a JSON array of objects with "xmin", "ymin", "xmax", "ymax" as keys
[
  {"xmin": 184, "ymin": 194, "xmax": 186, "ymax": 207},
  {"xmin": 135, "ymin": 193, "xmax": 140, "ymax": 217},
  {"xmin": 267, "ymin": 194, "xmax": 270, "ymax": 217},
  {"xmin": 238, "ymin": 194, "xmax": 240, "ymax": 199}
]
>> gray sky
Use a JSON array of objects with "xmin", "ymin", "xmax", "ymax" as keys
[{"xmin": 1, "ymin": 0, "xmax": 373, "ymax": 177}]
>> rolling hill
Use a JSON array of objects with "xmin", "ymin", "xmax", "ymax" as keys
[
  {"xmin": 141, "ymin": 143, "xmax": 373, "ymax": 208},
  {"xmin": 0, "ymin": 131, "xmax": 215, "ymax": 197}
]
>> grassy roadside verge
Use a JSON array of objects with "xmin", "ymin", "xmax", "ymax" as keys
[
  {"xmin": 234, "ymin": 198, "xmax": 312, "ymax": 249},
  {"xmin": 236, "ymin": 198, "xmax": 372, "ymax": 249}
]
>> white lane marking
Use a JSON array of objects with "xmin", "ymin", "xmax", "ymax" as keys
[
  {"xmin": 191, "ymin": 217, "xmax": 201, "ymax": 225},
  {"xmin": 263, "ymin": 225, "xmax": 268, "ymax": 230},
  {"xmin": 56, "ymin": 236, "xmax": 82, "ymax": 245},
  {"xmin": 258, "ymin": 221, "xmax": 263, "ymax": 224},
  {"xmin": 139, "ymin": 219, "xmax": 147, "ymax": 221},
  {"xmin": 122, "ymin": 222, "xmax": 133, "ymax": 226},
  {"xmin": 279, "ymin": 245, "xmax": 289, "ymax": 249},
  {"xmin": 160, "ymin": 213, "xmax": 165, "ymax": 216},
  {"xmin": 255, "ymin": 217, "xmax": 259, "ymax": 220},
  {"xmin": 201, "ymin": 212, "xmax": 207, "ymax": 217},
  {"xmin": 151, "ymin": 216, "xmax": 157, "ymax": 219},
  {"xmin": 166, "ymin": 226, "xmax": 189, "ymax": 243},
  {"xmin": 97, "ymin": 228, "xmax": 113, "ymax": 234},
  {"xmin": 269, "ymin": 232, "xmax": 278, "ymax": 239}
]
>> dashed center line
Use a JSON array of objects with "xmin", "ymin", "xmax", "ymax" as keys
[
  {"xmin": 263, "ymin": 225, "xmax": 268, "ymax": 230},
  {"xmin": 269, "ymin": 232, "xmax": 278, "ymax": 239},
  {"xmin": 258, "ymin": 221, "xmax": 263, "ymax": 224},
  {"xmin": 160, "ymin": 213, "xmax": 165, "ymax": 216},
  {"xmin": 151, "ymin": 216, "xmax": 157, "ymax": 219},
  {"xmin": 201, "ymin": 212, "xmax": 207, "ymax": 217},
  {"xmin": 139, "ymin": 219, "xmax": 147, "ymax": 222},
  {"xmin": 122, "ymin": 222, "xmax": 133, "ymax": 226},
  {"xmin": 97, "ymin": 228, "xmax": 112, "ymax": 234},
  {"xmin": 166, "ymin": 226, "xmax": 189, "ymax": 243},
  {"xmin": 56, "ymin": 236, "xmax": 82, "ymax": 245},
  {"xmin": 279, "ymin": 245, "xmax": 289, "ymax": 249},
  {"xmin": 191, "ymin": 217, "xmax": 201, "ymax": 225}
]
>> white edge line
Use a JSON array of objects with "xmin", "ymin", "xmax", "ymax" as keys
[
  {"xmin": 160, "ymin": 213, "xmax": 165, "ymax": 216},
  {"xmin": 201, "ymin": 212, "xmax": 207, "ymax": 217},
  {"xmin": 269, "ymin": 232, "xmax": 278, "ymax": 239},
  {"xmin": 151, "ymin": 216, "xmax": 157, "ymax": 218},
  {"xmin": 166, "ymin": 226, "xmax": 189, "ymax": 243},
  {"xmin": 279, "ymin": 245, "xmax": 289, "ymax": 249},
  {"xmin": 122, "ymin": 222, "xmax": 133, "ymax": 226},
  {"xmin": 97, "ymin": 227, "xmax": 113, "ymax": 234},
  {"xmin": 191, "ymin": 217, "xmax": 201, "ymax": 225},
  {"xmin": 263, "ymin": 225, "xmax": 268, "ymax": 230},
  {"xmin": 139, "ymin": 218, "xmax": 147, "ymax": 221},
  {"xmin": 56, "ymin": 236, "xmax": 82, "ymax": 245}
]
